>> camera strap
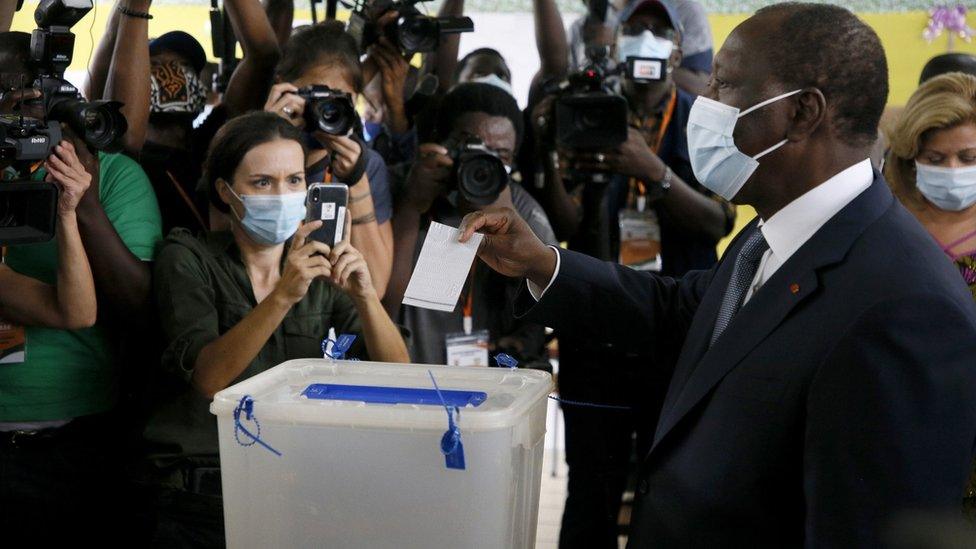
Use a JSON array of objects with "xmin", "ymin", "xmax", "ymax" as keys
[{"xmin": 165, "ymin": 171, "xmax": 208, "ymax": 232}]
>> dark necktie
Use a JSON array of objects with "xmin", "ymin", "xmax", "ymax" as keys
[{"xmin": 710, "ymin": 228, "xmax": 770, "ymax": 347}]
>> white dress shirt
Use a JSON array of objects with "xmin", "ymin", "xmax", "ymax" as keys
[
  {"xmin": 743, "ymin": 158, "xmax": 873, "ymax": 303},
  {"xmin": 528, "ymin": 159, "xmax": 874, "ymax": 302}
]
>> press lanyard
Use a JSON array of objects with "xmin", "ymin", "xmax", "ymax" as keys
[
  {"xmin": 941, "ymin": 227, "xmax": 976, "ymax": 261},
  {"xmin": 627, "ymin": 87, "xmax": 677, "ymax": 209},
  {"xmin": 165, "ymin": 171, "xmax": 208, "ymax": 232}
]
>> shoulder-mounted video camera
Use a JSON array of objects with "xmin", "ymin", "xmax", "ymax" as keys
[
  {"xmin": 550, "ymin": 46, "xmax": 629, "ymax": 152},
  {"xmin": 346, "ymin": 0, "xmax": 474, "ymax": 55},
  {"xmin": 1, "ymin": 0, "xmax": 128, "ymax": 246}
]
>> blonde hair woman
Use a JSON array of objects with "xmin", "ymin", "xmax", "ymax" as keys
[{"xmin": 886, "ymin": 71, "xmax": 976, "ymax": 514}]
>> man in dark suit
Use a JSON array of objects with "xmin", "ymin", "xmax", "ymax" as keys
[{"xmin": 459, "ymin": 3, "xmax": 976, "ymax": 547}]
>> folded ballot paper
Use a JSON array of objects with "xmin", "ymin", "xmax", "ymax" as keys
[{"xmin": 402, "ymin": 221, "xmax": 483, "ymax": 312}]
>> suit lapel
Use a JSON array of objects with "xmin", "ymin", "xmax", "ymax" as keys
[{"xmin": 649, "ymin": 175, "xmax": 894, "ymax": 453}]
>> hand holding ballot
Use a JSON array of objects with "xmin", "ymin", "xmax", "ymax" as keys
[{"xmin": 458, "ymin": 207, "xmax": 558, "ymax": 291}]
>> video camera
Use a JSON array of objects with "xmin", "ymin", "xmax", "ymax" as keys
[
  {"xmin": 446, "ymin": 136, "xmax": 508, "ymax": 207},
  {"xmin": 552, "ymin": 46, "xmax": 629, "ymax": 152},
  {"xmin": 346, "ymin": 0, "xmax": 474, "ymax": 55},
  {"xmin": 1, "ymin": 0, "xmax": 128, "ymax": 246}
]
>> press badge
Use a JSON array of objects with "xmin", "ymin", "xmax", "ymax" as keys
[
  {"xmin": 445, "ymin": 330, "xmax": 490, "ymax": 367},
  {"xmin": 0, "ymin": 317, "xmax": 26, "ymax": 364},
  {"xmin": 619, "ymin": 205, "xmax": 663, "ymax": 272}
]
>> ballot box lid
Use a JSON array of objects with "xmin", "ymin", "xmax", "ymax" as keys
[{"xmin": 210, "ymin": 360, "xmax": 553, "ymax": 431}]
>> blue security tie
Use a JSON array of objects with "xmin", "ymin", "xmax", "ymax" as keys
[{"xmin": 710, "ymin": 228, "xmax": 770, "ymax": 347}]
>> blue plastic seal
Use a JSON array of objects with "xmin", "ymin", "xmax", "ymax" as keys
[
  {"xmin": 427, "ymin": 370, "xmax": 466, "ymax": 471},
  {"xmin": 233, "ymin": 395, "xmax": 282, "ymax": 456},
  {"xmin": 494, "ymin": 353, "xmax": 519, "ymax": 369},
  {"xmin": 321, "ymin": 333, "xmax": 358, "ymax": 360}
]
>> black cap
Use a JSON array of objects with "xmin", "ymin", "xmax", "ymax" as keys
[
  {"xmin": 149, "ymin": 31, "xmax": 207, "ymax": 74},
  {"xmin": 919, "ymin": 53, "xmax": 976, "ymax": 84}
]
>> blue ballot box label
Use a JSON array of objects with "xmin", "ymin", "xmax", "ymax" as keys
[{"xmin": 301, "ymin": 383, "xmax": 487, "ymax": 407}]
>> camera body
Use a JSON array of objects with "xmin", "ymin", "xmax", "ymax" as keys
[
  {"xmin": 0, "ymin": 115, "xmax": 61, "ymax": 162},
  {"xmin": 294, "ymin": 85, "xmax": 357, "ymax": 136},
  {"xmin": 1, "ymin": 0, "xmax": 125, "ymax": 246},
  {"xmin": 446, "ymin": 137, "xmax": 509, "ymax": 207},
  {"xmin": 26, "ymin": 0, "xmax": 127, "ymax": 154},
  {"xmin": 347, "ymin": 0, "xmax": 473, "ymax": 55},
  {"xmin": 553, "ymin": 50, "xmax": 629, "ymax": 151}
]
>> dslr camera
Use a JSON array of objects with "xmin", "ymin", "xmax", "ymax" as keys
[
  {"xmin": 292, "ymin": 85, "xmax": 357, "ymax": 136},
  {"xmin": 1, "ymin": 0, "xmax": 128, "ymax": 246},
  {"xmin": 346, "ymin": 0, "xmax": 474, "ymax": 55},
  {"xmin": 446, "ymin": 137, "xmax": 508, "ymax": 207}
]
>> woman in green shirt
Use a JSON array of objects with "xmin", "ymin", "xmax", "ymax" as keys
[{"xmin": 146, "ymin": 111, "xmax": 408, "ymax": 545}]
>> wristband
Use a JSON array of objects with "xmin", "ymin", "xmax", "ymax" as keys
[
  {"xmin": 117, "ymin": 5, "xmax": 153, "ymax": 19},
  {"xmin": 337, "ymin": 142, "xmax": 368, "ymax": 187}
]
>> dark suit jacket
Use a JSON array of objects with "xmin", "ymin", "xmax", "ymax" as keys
[{"xmin": 518, "ymin": 175, "xmax": 976, "ymax": 548}]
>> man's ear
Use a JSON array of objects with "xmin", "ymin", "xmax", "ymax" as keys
[
  {"xmin": 786, "ymin": 88, "xmax": 827, "ymax": 142},
  {"xmin": 670, "ymin": 45, "xmax": 683, "ymax": 71}
]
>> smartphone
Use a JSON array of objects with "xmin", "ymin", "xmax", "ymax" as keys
[{"xmin": 305, "ymin": 183, "xmax": 349, "ymax": 246}]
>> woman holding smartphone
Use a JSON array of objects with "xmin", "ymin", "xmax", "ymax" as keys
[{"xmin": 144, "ymin": 111, "xmax": 408, "ymax": 546}]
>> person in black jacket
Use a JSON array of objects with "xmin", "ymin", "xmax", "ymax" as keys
[{"xmin": 457, "ymin": 3, "xmax": 976, "ymax": 547}]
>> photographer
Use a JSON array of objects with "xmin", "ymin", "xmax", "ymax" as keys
[
  {"xmin": 0, "ymin": 28, "xmax": 162, "ymax": 541},
  {"xmin": 0, "ymin": 141, "xmax": 96, "ymax": 331},
  {"xmin": 530, "ymin": 2, "xmax": 734, "ymax": 546},
  {"xmin": 87, "ymin": 0, "xmax": 281, "ymax": 234},
  {"xmin": 384, "ymin": 82, "xmax": 556, "ymax": 367},
  {"xmin": 144, "ymin": 112, "xmax": 408, "ymax": 545},
  {"xmin": 266, "ymin": 21, "xmax": 394, "ymax": 298}
]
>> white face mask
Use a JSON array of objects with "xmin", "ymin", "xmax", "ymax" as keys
[
  {"xmin": 470, "ymin": 74, "xmax": 515, "ymax": 98},
  {"xmin": 686, "ymin": 89, "xmax": 803, "ymax": 201},
  {"xmin": 617, "ymin": 30, "xmax": 674, "ymax": 62},
  {"xmin": 915, "ymin": 162, "xmax": 976, "ymax": 211}
]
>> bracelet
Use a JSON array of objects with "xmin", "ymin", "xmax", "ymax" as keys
[
  {"xmin": 352, "ymin": 212, "xmax": 377, "ymax": 225},
  {"xmin": 117, "ymin": 5, "xmax": 153, "ymax": 19}
]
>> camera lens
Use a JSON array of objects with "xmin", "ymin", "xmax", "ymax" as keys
[
  {"xmin": 397, "ymin": 15, "xmax": 439, "ymax": 53},
  {"xmin": 457, "ymin": 153, "xmax": 507, "ymax": 206},
  {"xmin": 48, "ymin": 96, "xmax": 127, "ymax": 153},
  {"xmin": 311, "ymin": 97, "xmax": 354, "ymax": 136}
]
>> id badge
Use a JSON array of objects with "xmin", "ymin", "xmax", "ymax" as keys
[
  {"xmin": 619, "ymin": 208, "xmax": 662, "ymax": 271},
  {"xmin": 445, "ymin": 330, "xmax": 490, "ymax": 367},
  {"xmin": 0, "ymin": 318, "xmax": 26, "ymax": 364}
]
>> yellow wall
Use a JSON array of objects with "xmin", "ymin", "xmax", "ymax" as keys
[{"xmin": 12, "ymin": 5, "xmax": 976, "ymax": 254}]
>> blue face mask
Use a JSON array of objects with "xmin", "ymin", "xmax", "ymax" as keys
[
  {"xmin": 224, "ymin": 183, "xmax": 307, "ymax": 245},
  {"xmin": 617, "ymin": 30, "xmax": 674, "ymax": 62},
  {"xmin": 686, "ymin": 89, "xmax": 802, "ymax": 201},
  {"xmin": 915, "ymin": 162, "xmax": 976, "ymax": 211},
  {"xmin": 470, "ymin": 74, "xmax": 515, "ymax": 98}
]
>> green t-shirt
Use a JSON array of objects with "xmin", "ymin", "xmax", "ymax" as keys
[{"xmin": 0, "ymin": 152, "xmax": 163, "ymax": 421}]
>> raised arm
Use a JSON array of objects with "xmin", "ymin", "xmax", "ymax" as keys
[
  {"xmin": 222, "ymin": 0, "xmax": 281, "ymax": 117},
  {"xmin": 103, "ymin": 0, "xmax": 152, "ymax": 155},
  {"xmin": 263, "ymin": 0, "xmax": 293, "ymax": 47},
  {"xmin": 430, "ymin": 0, "xmax": 464, "ymax": 93},
  {"xmin": 0, "ymin": 0, "xmax": 16, "ymax": 33},
  {"xmin": 0, "ymin": 141, "xmax": 97, "ymax": 330},
  {"xmin": 84, "ymin": 0, "xmax": 124, "ymax": 102},
  {"xmin": 532, "ymin": 0, "xmax": 569, "ymax": 81}
]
